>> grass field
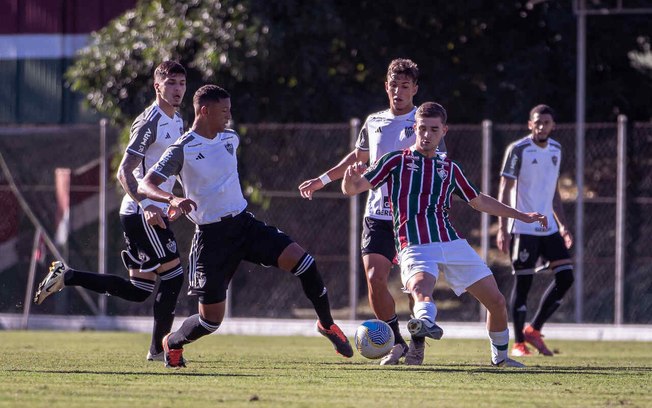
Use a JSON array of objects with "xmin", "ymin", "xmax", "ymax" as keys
[{"xmin": 0, "ymin": 331, "xmax": 650, "ymax": 408}]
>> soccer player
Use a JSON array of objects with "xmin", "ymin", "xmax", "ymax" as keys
[
  {"xmin": 496, "ymin": 104, "xmax": 574, "ymax": 357},
  {"xmin": 34, "ymin": 61, "xmax": 187, "ymax": 362},
  {"xmin": 138, "ymin": 84, "xmax": 353, "ymax": 368},
  {"xmin": 342, "ymin": 102, "xmax": 547, "ymax": 367},
  {"xmin": 298, "ymin": 58, "xmax": 445, "ymax": 365}
]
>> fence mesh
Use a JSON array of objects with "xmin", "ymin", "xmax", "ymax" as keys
[{"xmin": 0, "ymin": 120, "xmax": 649, "ymax": 324}]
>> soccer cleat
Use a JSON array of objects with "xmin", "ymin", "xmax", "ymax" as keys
[
  {"xmin": 379, "ymin": 342, "xmax": 408, "ymax": 365},
  {"xmin": 523, "ymin": 325, "xmax": 553, "ymax": 356},
  {"xmin": 162, "ymin": 333, "xmax": 186, "ymax": 368},
  {"xmin": 492, "ymin": 357, "xmax": 526, "ymax": 368},
  {"xmin": 317, "ymin": 321, "xmax": 354, "ymax": 358},
  {"xmin": 406, "ymin": 318, "xmax": 444, "ymax": 340},
  {"xmin": 34, "ymin": 261, "xmax": 67, "ymax": 305},
  {"xmin": 404, "ymin": 339, "xmax": 425, "ymax": 365},
  {"xmin": 511, "ymin": 342, "xmax": 533, "ymax": 357},
  {"xmin": 146, "ymin": 350, "xmax": 165, "ymax": 362}
]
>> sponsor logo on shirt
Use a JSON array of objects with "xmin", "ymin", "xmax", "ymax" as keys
[
  {"xmin": 138, "ymin": 127, "xmax": 153, "ymax": 153},
  {"xmin": 406, "ymin": 162, "xmax": 420, "ymax": 171}
]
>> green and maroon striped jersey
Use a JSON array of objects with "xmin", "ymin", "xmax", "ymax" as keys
[{"xmin": 363, "ymin": 148, "xmax": 480, "ymax": 251}]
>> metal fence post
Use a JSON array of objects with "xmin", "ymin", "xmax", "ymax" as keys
[
  {"xmin": 98, "ymin": 119, "xmax": 108, "ymax": 316},
  {"xmin": 574, "ymin": 3, "xmax": 586, "ymax": 323},
  {"xmin": 479, "ymin": 120, "xmax": 492, "ymax": 321},
  {"xmin": 348, "ymin": 118, "xmax": 361, "ymax": 321},
  {"xmin": 615, "ymin": 114, "xmax": 627, "ymax": 325}
]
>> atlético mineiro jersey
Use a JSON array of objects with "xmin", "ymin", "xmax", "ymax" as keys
[
  {"xmin": 120, "ymin": 102, "xmax": 184, "ymax": 215},
  {"xmin": 152, "ymin": 129, "xmax": 247, "ymax": 226},
  {"xmin": 500, "ymin": 135, "xmax": 561, "ymax": 236},
  {"xmin": 363, "ymin": 148, "xmax": 480, "ymax": 251}
]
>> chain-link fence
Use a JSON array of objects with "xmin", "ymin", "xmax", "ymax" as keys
[{"xmin": 0, "ymin": 120, "xmax": 650, "ymax": 324}]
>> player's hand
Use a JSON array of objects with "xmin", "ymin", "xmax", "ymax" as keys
[
  {"xmin": 345, "ymin": 161, "xmax": 367, "ymax": 179},
  {"xmin": 298, "ymin": 178, "xmax": 323, "ymax": 200},
  {"xmin": 143, "ymin": 205, "xmax": 167, "ymax": 229},
  {"xmin": 167, "ymin": 205, "xmax": 183, "ymax": 222},
  {"xmin": 169, "ymin": 196, "xmax": 197, "ymax": 215},
  {"xmin": 560, "ymin": 226, "xmax": 574, "ymax": 249},
  {"xmin": 521, "ymin": 212, "xmax": 548, "ymax": 229},
  {"xmin": 496, "ymin": 228, "xmax": 511, "ymax": 254}
]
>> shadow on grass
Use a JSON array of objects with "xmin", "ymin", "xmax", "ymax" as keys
[{"xmin": 6, "ymin": 368, "xmax": 261, "ymax": 377}]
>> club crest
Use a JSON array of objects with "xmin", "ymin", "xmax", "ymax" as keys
[
  {"xmin": 436, "ymin": 167, "xmax": 448, "ymax": 180},
  {"xmin": 196, "ymin": 271, "xmax": 206, "ymax": 288},
  {"xmin": 518, "ymin": 248, "xmax": 530, "ymax": 263},
  {"xmin": 166, "ymin": 239, "xmax": 177, "ymax": 254},
  {"xmin": 225, "ymin": 142, "xmax": 234, "ymax": 155}
]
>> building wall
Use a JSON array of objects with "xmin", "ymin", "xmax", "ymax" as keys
[{"xmin": 0, "ymin": 0, "xmax": 136, "ymax": 124}]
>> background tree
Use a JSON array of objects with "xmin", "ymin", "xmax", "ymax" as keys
[{"xmin": 67, "ymin": 0, "xmax": 651, "ymax": 125}]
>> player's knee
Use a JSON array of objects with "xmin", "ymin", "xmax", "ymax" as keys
[
  {"xmin": 128, "ymin": 279, "xmax": 153, "ymax": 302},
  {"xmin": 366, "ymin": 265, "xmax": 390, "ymax": 288},
  {"xmin": 553, "ymin": 265, "xmax": 574, "ymax": 293}
]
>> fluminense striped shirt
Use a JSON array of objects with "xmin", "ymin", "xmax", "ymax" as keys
[{"xmin": 363, "ymin": 148, "xmax": 480, "ymax": 251}]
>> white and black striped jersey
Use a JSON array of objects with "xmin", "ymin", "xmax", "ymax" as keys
[
  {"xmin": 152, "ymin": 129, "xmax": 247, "ymax": 225},
  {"xmin": 500, "ymin": 135, "xmax": 562, "ymax": 236},
  {"xmin": 120, "ymin": 102, "xmax": 184, "ymax": 215}
]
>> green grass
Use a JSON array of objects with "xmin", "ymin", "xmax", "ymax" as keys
[{"xmin": 0, "ymin": 331, "xmax": 650, "ymax": 408}]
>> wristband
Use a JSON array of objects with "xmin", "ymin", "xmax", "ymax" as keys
[
  {"xmin": 319, "ymin": 173, "xmax": 332, "ymax": 185},
  {"xmin": 139, "ymin": 198, "xmax": 156, "ymax": 209}
]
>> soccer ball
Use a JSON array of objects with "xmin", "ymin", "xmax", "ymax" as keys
[{"xmin": 354, "ymin": 319, "xmax": 395, "ymax": 359}]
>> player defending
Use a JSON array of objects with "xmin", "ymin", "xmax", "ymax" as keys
[
  {"xmin": 138, "ymin": 84, "xmax": 353, "ymax": 368},
  {"xmin": 342, "ymin": 102, "xmax": 547, "ymax": 367},
  {"xmin": 34, "ymin": 61, "xmax": 187, "ymax": 362},
  {"xmin": 497, "ymin": 104, "xmax": 574, "ymax": 357},
  {"xmin": 299, "ymin": 59, "xmax": 445, "ymax": 365}
]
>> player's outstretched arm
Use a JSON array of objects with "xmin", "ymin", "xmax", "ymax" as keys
[
  {"xmin": 341, "ymin": 161, "xmax": 372, "ymax": 196},
  {"xmin": 469, "ymin": 193, "xmax": 548, "ymax": 229},
  {"xmin": 299, "ymin": 149, "xmax": 369, "ymax": 200}
]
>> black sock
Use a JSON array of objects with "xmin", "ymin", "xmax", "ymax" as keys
[
  {"xmin": 293, "ymin": 253, "xmax": 334, "ymax": 327},
  {"xmin": 168, "ymin": 314, "xmax": 220, "ymax": 349},
  {"xmin": 532, "ymin": 267, "xmax": 574, "ymax": 330},
  {"xmin": 511, "ymin": 274, "xmax": 533, "ymax": 343},
  {"xmin": 64, "ymin": 269, "xmax": 152, "ymax": 302},
  {"xmin": 150, "ymin": 266, "xmax": 183, "ymax": 355},
  {"xmin": 385, "ymin": 315, "xmax": 407, "ymax": 346}
]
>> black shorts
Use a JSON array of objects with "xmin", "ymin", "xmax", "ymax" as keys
[
  {"xmin": 361, "ymin": 217, "xmax": 397, "ymax": 263},
  {"xmin": 188, "ymin": 211, "xmax": 294, "ymax": 304},
  {"xmin": 510, "ymin": 232, "xmax": 571, "ymax": 275},
  {"xmin": 119, "ymin": 212, "xmax": 180, "ymax": 272}
]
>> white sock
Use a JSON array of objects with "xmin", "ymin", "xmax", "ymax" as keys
[
  {"xmin": 414, "ymin": 301, "xmax": 437, "ymax": 327},
  {"xmin": 488, "ymin": 329, "xmax": 510, "ymax": 364}
]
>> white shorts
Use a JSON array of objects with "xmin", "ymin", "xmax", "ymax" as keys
[{"xmin": 398, "ymin": 239, "xmax": 493, "ymax": 296}]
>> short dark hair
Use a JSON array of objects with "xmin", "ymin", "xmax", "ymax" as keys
[
  {"xmin": 387, "ymin": 58, "xmax": 419, "ymax": 84},
  {"xmin": 193, "ymin": 84, "xmax": 231, "ymax": 107},
  {"xmin": 529, "ymin": 104, "xmax": 555, "ymax": 120},
  {"xmin": 154, "ymin": 60, "xmax": 186, "ymax": 80},
  {"xmin": 416, "ymin": 102, "xmax": 447, "ymax": 124}
]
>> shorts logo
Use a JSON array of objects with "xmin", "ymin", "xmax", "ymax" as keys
[
  {"xmin": 166, "ymin": 239, "xmax": 177, "ymax": 253},
  {"xmin": 138, "ymin": 251, "xmax": 150, "ymax": 263},
  {"xmin": 196, "ymin": 272, "xmax": 207, "ymax": 288},
  {"xmin": 362, "ymin": 234, "xmax": 371, "ymax": 249},
  {"xmin": 518, "ymin": 248, "xmax": 530, "ymax": 263}
]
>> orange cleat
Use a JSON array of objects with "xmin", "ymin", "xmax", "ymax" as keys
[
  {"xmin": 317, "ymin": 321, "xmax": 354, "ymax": 358},
  {"xmin": 523, "ymin": 325, "xmax": 553, "ymax": 356},
  {"xmin": 511, "ymin": 342, "xmax": 533, "ymax": 357}
]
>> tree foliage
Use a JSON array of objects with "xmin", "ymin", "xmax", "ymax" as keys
[{"xmin": 67, "ymin": 0, "xmax": 651, "ymax": 126}]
